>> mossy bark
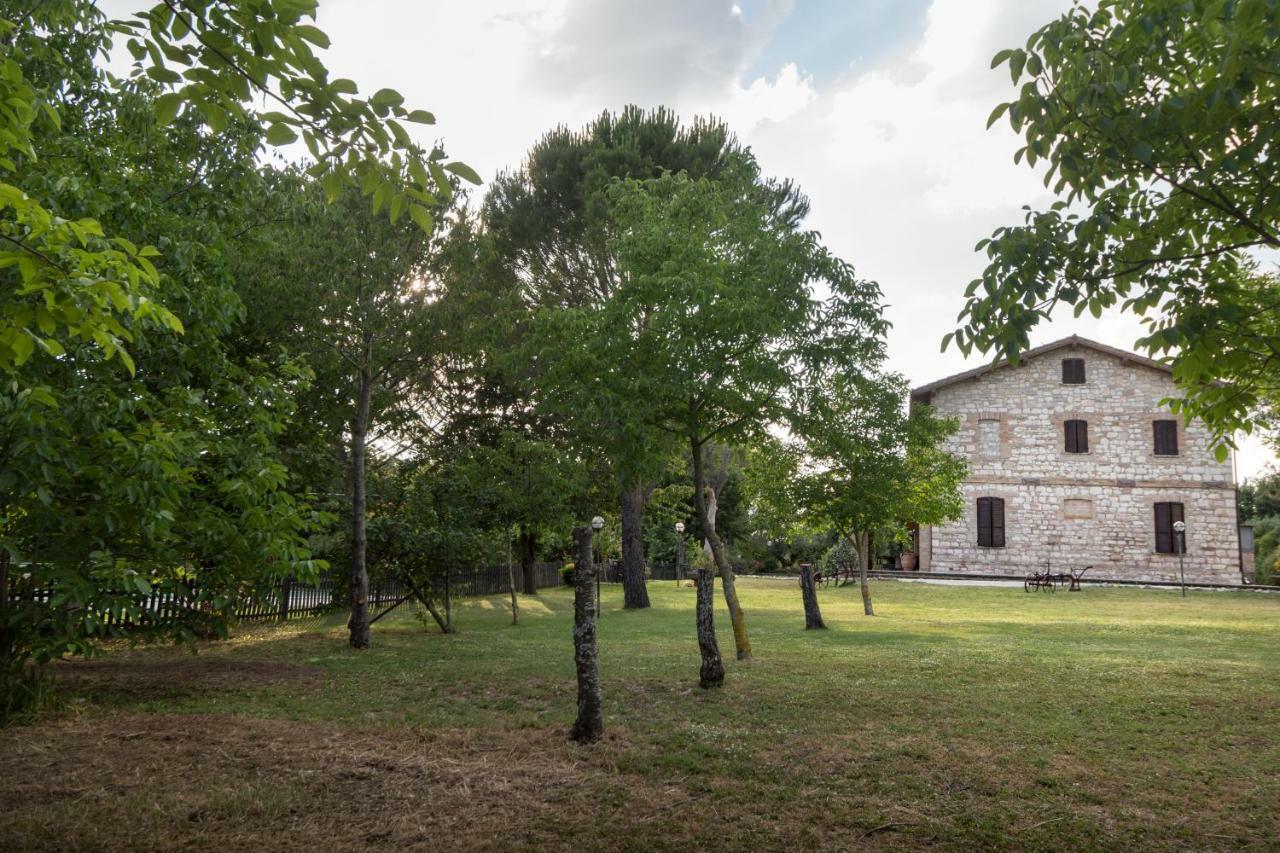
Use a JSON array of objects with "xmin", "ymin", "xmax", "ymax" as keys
[
  {"xmin": 695, "ymin": 567, "xmax": 725, "ymax": 688},
  {"xmin": 347, "ymin": 365, "xmax": 372, "ymax": 649},
  {"xmin": 570, "ymin": 525, "xmax": 603, "ymax": 743}
]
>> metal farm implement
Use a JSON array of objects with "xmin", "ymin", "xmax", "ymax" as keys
[{"xmin": 1024, "ymin": 563, "xmax": 1092, "ymax": 592}]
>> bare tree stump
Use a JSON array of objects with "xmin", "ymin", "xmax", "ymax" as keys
[
  {"xmin": 695, "ymin": 567, "xmax": 725, "ymax": 688},
  {"xmin": 570, "ymin": 525, "xmax": 603, "ymax": 743},
  {"xmin": 799, "ymin": 564, "xmax": 827, "ymax": 629}
]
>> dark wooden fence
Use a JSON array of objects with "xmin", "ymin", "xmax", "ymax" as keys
[
  {"xmin": 5, "ymin": 562, "xmax": 566, "ymax": 628},
  {"xmin": 238, "ymin": 561, "xmax": 566, "ymax": 622}
]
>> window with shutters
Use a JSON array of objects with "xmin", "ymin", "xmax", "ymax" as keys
[
  {"xmin": 1064, "ymin": 419, "xmax": 1089, "ymax": 453},
  {"xmin": 1154, "ymin": 502, "xmax": 1185, "ymax": 554},
  {"xmin": 1062, "ymin": 358, "xmax": 1086, "ymax": 384},
  {"xmin": 976, "ymin": 497, "xmax": 1005, "ymax": 547},
  {"xmin": 1153, "ymin": 419, "xmax": 1179, "ymax": 456}
]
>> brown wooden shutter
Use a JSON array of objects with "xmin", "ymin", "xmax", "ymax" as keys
[
  {"xmin": 1062, "ymin": 358, "xmax": 1085, "ymax": 384},
  {"xmin": 1064, "ymin": 419, "xmax": 1088, "ymax": 453},
  {"xmin": 977, "ymin": 497, "xmax": 1005, "ymax": 547},
  {"xmin": 1154, "ymin": 502, "xmax": 1184, "ymax": 553},
  {"xmin": 1153, "ymin": 420, "xmax": 1178, "ymax": 455}
]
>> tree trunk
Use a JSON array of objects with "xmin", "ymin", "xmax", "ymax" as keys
[
  {"xmin": 799, "ymin": 563, "xmax": 826, "ymax": 629},
  {"xmin": 444, "ymin": 566, "xmax": 452, "ymax": 631},
  {"xmin": 519, "ymin": 526, "xmax": 538, "ymax": 595},
  {"xmin": 692, "ymin": 438, "xmax": 751, "ymax": 660},
  {"xmin": 620, "ymin": 482, "xmax": 650, "ymax": 609},
  {"xmin": 695, "ymin": 566, "xmax": 725, "ymax": 688},
  {"xmin": 402, "ymin": 573, "xmax": 454, "ymax": 634},
  {"xmin": 570, "ymin": 525, "xmax": 603, "ymax": 743},
  {"xmin": 348, "ymin": 366, "xmax": 373, "ymax": 649},
  {"xmin": 851, "ymin": 532, "xmax": 874, "ymax": 616},
  {"xmin": 0, "ymin": 547, "xmax": 11, "ymax": 710},
  {"xmin": 506, "ymin": 538, "xmax": 520, "ymax": 626}
]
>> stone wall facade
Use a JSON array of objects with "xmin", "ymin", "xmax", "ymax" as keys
[{"xmin": 914, "ymin": 341, "xmax": 1242, "ymax": 584}]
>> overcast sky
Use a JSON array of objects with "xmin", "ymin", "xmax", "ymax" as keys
[{"xmin": 100, "ymin": 0, "xmax": 1276, "ymax": 477}]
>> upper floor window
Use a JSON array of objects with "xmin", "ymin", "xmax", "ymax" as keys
[
  {"xmin": 1062, "ymin": 358, "xmax": 1086, "ymax": 384},
  {"xmin": 1154, "ymin": 502, "xmax": 1185, "ymax": 554},
  {"xmin": 1153, "ymin": 419, "xmax": 1179, "ymax": 456},
  {"xmin": 976, "ymin": 497, "xmax": 1005, "ymax": 547},
  {"xmin": 976, "ymin": 418, "xmax": 1001, "ymax": 457},
  {"xmin": 1064, "ymin": 419, "xmax": 1089, "ymax": 453}
]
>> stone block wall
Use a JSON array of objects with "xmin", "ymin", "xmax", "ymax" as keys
[{"xmin": 916, "ymin": 343, "xmax": 1242, "ymax": 584}]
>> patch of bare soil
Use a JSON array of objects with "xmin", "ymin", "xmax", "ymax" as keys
[{"xmin": 50, "ymin": 657, "xmax": 326, "ymax": 703}]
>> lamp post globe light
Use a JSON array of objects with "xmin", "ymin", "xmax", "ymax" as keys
[
  {"xmin": 591, "ymin": 515, "xmax": 605, "ymax": 614},
  {"xmin": 1173, "ymin": 519, "xmax": 1187, "ymax": 597},
  {"xmin": 675, "ymin": 522, "xmax": 685, "ymax": 585}
]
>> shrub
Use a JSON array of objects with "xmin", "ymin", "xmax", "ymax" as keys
[{"xmin": 561, "ymin": 563, "xmax": 576, "ymax": 586}]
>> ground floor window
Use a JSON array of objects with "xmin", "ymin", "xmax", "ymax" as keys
[
  {"xmin": 977, "ymin": 497, "xmax": 1005, "ymax": 547},
  {"xmin": 1154, "ymin": 501, "xmax": 1185, "ymax": 553}
]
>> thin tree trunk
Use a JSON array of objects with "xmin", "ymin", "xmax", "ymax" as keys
[
  {"xmin": 519, "ymin": 526, "xmax": 538, "ymax": 595},
  {"xmin": 444, "ymin": 566, "xmax": 452, "ymax": 631},
  {"xmin": 0, "ymin": 547, "xmax": 11, "ymax": 710},
  {"xmin": 695, "ymin": 566, "xmax": 724, "ymax": 688},
  {"xmin": 506, "ymin": 529, "xmax": 520, "ymax": 625},
  {"xmin": 620, "ymin": 482, "xmax": 650, "ymax": 609},
  {"xmin": 799, "ymin": 564, "xmax": 826, "ymax": 629},
  {"xmin": 402, "ymin": 573, "xmax": 454, "ymax": 634},
  {"xmin": 851, "ymin": 532, "xmax": 874, "ymax": 616},
  {"xmin": 692, "ymin": 438, "xmax": 751, "ymax": 660},
  {"xmin": 348, "ymin": 366, "xmax": 373, "ymax": 649},
  {"xmin": 570, "ymin": 525, "xmax": 603, "ymax": 743}
]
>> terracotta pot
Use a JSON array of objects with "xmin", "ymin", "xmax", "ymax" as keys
[{"xmin": 900, "ymin": 552, "xmax": 918, "ymax": 571}]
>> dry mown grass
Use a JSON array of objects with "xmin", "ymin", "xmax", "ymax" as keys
[{"xmin": 0, "ymin": 711, "xmax": 880, "ymax": 852}]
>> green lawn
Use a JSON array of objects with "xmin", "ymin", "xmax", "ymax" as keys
[{"xmin": 4, "ymin": 578, "xmax": 1279, "ymax": 850}]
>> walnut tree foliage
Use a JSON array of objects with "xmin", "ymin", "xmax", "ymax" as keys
[
  {"xmin": 953, "ymin": 0, "xmax": 1280, "ymax": 454},
  {"xmin": 1, "ymin": 0, "xmax": 475, "ymax": 710}
]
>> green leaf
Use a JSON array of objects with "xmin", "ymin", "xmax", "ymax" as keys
[
  {"xmin": 266, "ymin": 123, "xmax": 299, "ymax": 145},
  {"xmin": 370, "ymin": 88, "xmax": 404, "ymax": 108},
  {"xmin": 986, "ymin": 102, "xmax": 1010, "ymax": 129},
  {"xmin": 409, "ymin": 204, "xmax": 434, "ymax": 233},
  {"xmin": 155, "ymin": 92, "xmax": 183, "ymax": 126},
  {"xmin": 295, "ymin": 24, "xmax": 331, "ymax": 48},
  {"xmin": 444, "ymin": 161, "xmax": 482, "ymax": 185},
  {"xmin": 406, "ymin": 109, "xmax": 435, "ymax": 125}
]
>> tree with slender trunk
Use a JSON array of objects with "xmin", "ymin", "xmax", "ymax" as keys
[
  {"xmin": 791, "ymin": 373, "xmax": 968, "ymax": 618},
  {"xmin": 570, "ymin": 525, "xmax": 603, "ymax": 743},
  {"xmin": 506, "ymin": 527, "xmax": 520, "ymax": 625},
  {"xmin": 248, "ymin": 184, "xmax": 454, "ymax": 649},
  {"xmin": 348, "ymin": 363, "xmax": 374, "ymax": 647},
  {"xmin": 799, "ymin": 564, "xmax": 826, "ymax": 630},
  {"xmin": 487, "ymin": 108, "xmax": 764, "ymax": 613},
  {"xmin": 694, "ymin": 553, "xmax": 725, "ymax": 688},
  {"xmin": 574, "ymin": 160, "xmax": 881, "ymax": 661},
  {"xmin": 690, "ymin": 435, "xmax": 752, "ymax": 659},
  {"xmin": 619, "ymin": 483, "xmax": 651, "ymax": 609}
]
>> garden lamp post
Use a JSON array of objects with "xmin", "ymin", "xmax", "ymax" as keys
[
  {"xmin": 591, "ymin": 515, "xmax": 605, "ymax": 615},
  {"xmin": 1174, "ymin": 520, "xmax": 1187, "ymax": 597},
  {"xmin": 675, "ymin": 521, "xmax": 685, "ymax": 585}
]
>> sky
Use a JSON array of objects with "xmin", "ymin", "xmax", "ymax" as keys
[{"xmin": 100, "ymin": 0, "xmax": 1277, "ymax": 478}]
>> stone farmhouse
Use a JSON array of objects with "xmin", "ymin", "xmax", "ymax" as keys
[{"xmin": 910, "ymin": 336, "xmax": 1245, "ymax": 584}]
